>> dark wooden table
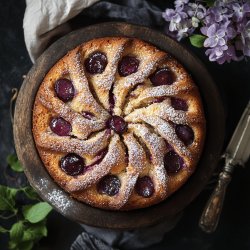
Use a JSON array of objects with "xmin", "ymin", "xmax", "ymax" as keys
[{"xmin": 1, "ymin": 1, "xmax": 250, "ymax": 249}]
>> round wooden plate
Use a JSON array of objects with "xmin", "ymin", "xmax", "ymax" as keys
[{"xmin": 14, "ymin": 22, "xmax": 225, "ymax": 229}]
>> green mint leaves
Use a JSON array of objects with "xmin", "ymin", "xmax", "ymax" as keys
[
  {"xmin": 8, "ymin": 220, "xmax": 48, "ymax": 250},
  {"xmin": 0, "ymin": 186, "xmax": 18, "ymax": 216},
  {"xmin": 189, "ymin": 34, "xmax": 206, "ymax": 48},
  {"xmin": 0, "ymin": 154, "xmax": 53, "ymax": 250},
  {"xmin": 22, "ymin": 221, "xmax": 47, "ymax": 242},
  {"xmin": 21, "ymin": 187, "xmax": 40, "ymax": 201},
  {"xmin": 7, "ymin": 154, "xmax": 23, "ymax": 172},
  {"xmin": 0, "ymin": 226, "xmax": 9, "ymax": 233},
  {"xmin": 10, "ymin": 221, "xmax": 24, "ymax": 242},
  {"xmin": 22, "ymin": 202, "xmax": 52, "ymax": 224}
]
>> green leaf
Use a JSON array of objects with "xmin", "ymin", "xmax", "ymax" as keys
[
  {"xmin": 18, "ymin": 241, "xmax": 34, "ymax": 250},
  {"xmin": 10, "ymin": 221, "xmax": 24, "ymax": 242},
  {"xmin": 0, "ymin": 185, "xmax": 18, "ymax": 213},
  {"xmin": 22, "ymin": 186, "xmax": 40, "ymax": 201},
  {"xmin": 22, "ymin": 221, "xmax": 47, "ymax": 242},
  {"xmin": 9, "ymin": 240, "xmax": 34, "ymax": 250},
  {"xmin": 8, "ymin": 240, "xmax": 17, "ymax": 250},
  {"xmin": 9, "ymin": 221, "xmax": 47, "ymax": 250},
  {"xmin": 204, "ymin": 0, "xmax": 215, "ymax": 7},
  {"xmin": 0, "ymin": 226, "xmax": 9, "ymax": 233},
  {"xmin": 189, "ymin": 34, "xmax": 206, "ymax": 48},
  {"xmin": 7, "ymin": 154, "xmax": 23, "ymax": 172},
  {"xmin": 22, "ymin": 202, "xmax": 52, "ymax": 223}
]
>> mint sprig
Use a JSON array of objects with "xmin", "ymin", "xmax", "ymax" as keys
[
  {"xmin": 21, "ymin": 187, "xmax": 40, "ymax": 201},
  {"xmin": 0, "ymin": 185, "xmax": 18, "ymax": 217},
  {"xmin": 8, "ymin": 220, "xmax": 48, "ymax": 250},
  {"xmin": 7, "ymin": 154, "xmax": 23, "ymax": 172},
  {"xmin": 23, "ymin": 202, "xmax": 52, "ymax": 224},
  {"xmin": 0, "ymin": 154, "xmax": 53, "ymax": 250},
  {"xmin": 0, "ymin": 226, "xmax": 9, "ymax": 233}
]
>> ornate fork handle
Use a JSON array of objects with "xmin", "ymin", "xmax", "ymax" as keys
[{"xmin": 199, "ymin": 164, "xmax": 234, "ymax": 233}]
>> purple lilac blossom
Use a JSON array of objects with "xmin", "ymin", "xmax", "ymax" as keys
[
  {"xmin": 175, "ymin": 0, "xmax": 189, "ymax": 8},
  {"xmin": 238, "ymin": 20, "xmax": 250, "ymax": 56},
  {"xmin": 202, "ymin": 24, "xmax": 226, "ymax": 48},
  {"xmin": 163, "ymin": 0, "xmax": 250, "ymax": 64},
  {"xmin": 206, "ymin": 45, "xmax": 241, "ymax": 64},
  {"xmin": 205, "ymin": 45, "xmax": 228, "ymax": 62},
  {"xmin": 176, "ymin": 20, "xmax": 193, "ymax": 40},
  {"xmin": 162, "ymin": 0, "xmax": 206, "ymax": 41},
  {"xmin": 231, "ymin": 2, "xmax": 250, "ymax": 22},
  {"xmin": 162, "ymin": 9, "xmax": 176, "ymax": 22},
  {"xmin": 217, "ymin": 45, "xmax": 242, "ymax": 64},
  {"xmin": 199, "ymin": 0, "xmax": 249, "ymax": 63},
  {"xmin": 162, "ymin": 4, "xmax": 191, "ymax": 41},
  {"xmin": 187, "ymin": 3, "xmax": 206, "ymax": 19}
]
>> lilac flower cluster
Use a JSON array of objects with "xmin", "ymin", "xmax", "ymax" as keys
[
  {"xmin": 162, "ymin": 0, "xmax": 250, "ymax": 64},
  {"xmin": 162, "ymin": 0, "xmax": 206, "ymax": 41}
]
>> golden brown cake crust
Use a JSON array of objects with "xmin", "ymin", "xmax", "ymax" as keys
[{"xmin": 32, "ymin": 37, "xmax": 206, "ymax": 210}]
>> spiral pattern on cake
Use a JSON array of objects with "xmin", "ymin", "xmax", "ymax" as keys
[{"xmin": 32, "ymin": 37, "xmax": 206, "ymax": 210}]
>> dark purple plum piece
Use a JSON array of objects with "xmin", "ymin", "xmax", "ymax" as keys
[
  {"xmin": 149, "ymin": 68, "xmax": 175, "ymax": 86},
  {"xmin": 60, "ymin": 153, "xmax": 84, "ymax": 176},
  {"xmin": 82, "ymin": 111, "xmax": 95, "ymax": 120},
  {"xmin": 164, "ymin": 151, "xmax": 185, "ymax": 174},
  {"xmin": 106, "ymin": 116, "xmax": 127, "ymax": 134},
  {"xmin": 109, "ymin": 83, "xmax": 115, "ymax": 113},
  {"xmin": 84, "ymin": 52, "xmax": 107, "ymax": 74},
  {"xmin": 171, "ymin": 97, "xmax": 188, "ymax": 111},
  {"xmin": 164, "ymin": 140, "xmax": 173, "ymax": 151},
  {"xmin": 153, "ymin": 97, "xmax": 166, "ymax": 104},
  {"xmin": 118, "ymin": 56, "xmax": 139, "ymax": 76},
  {"xmin": 50, "ymin": 117, "xmax": 72, "ymax": 136},
  {"xmin": 85, "ymin": 149, "xmax": 108, "ymax": 170},
  {"xmin": 175, "ymin": 124, "xmax": 194, "ymax": 146},
  {"xmin": 97, "ymin": 175, "xmax": 121, "ymax": 196},
  {"xmin": 55, "ymin": 78, "xmax": 75, "ymax": 102},
  {"xmin": 135, "ymin": 176, "xmax": 155, "ymax": 198}
]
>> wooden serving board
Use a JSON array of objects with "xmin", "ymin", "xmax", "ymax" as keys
[{"xmin": 13, "ymin": 22, "xmax": 225, "ymax": 229}]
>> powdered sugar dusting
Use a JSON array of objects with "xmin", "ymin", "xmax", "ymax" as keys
[
  {"xmin": 34, "ymin": 38, "xmax": 203, "ymax": 210},
  {"xmin": 125, "ymin": 99, "xmax": 187, "ymax": 124},
  {"xmin": 47, "ymin": 189, "xmax": 71, "ymax": 212},
  {"xmin": 129, "ymin": 124, "xmax": 168, "ymax": 193},
  {"xmin": 65, "ymin": 134, "xmax": 125, "ymax": 192},
  {"xmin": 39, "ymin": 86, "xmax": 106, "ymax": 139},
  {"xmin": 125, "ymin": 83, "xmax": 192, "ymax": 114},
  {"xmin": 140, "ymin": 115, "xmax": 191, "ymax": 157},
  {"xmin": 123, "ymin": 132, "xmax": 146, "ymax": 172},
  {"xmin": 154, "ymin": 165, "xmax": 167, "ymax": 188},
  {"xmin": 37, "ymin": 130, "xmax": 111, "ymax": 156},
  {"xmin": 67, "ymin": 51, "xmax": 109, "ymax": 119},
  {"xmin": 37, "ymin": 178, "xmax": 72, "ymax": 212},
  {"xmin": 113, "ymin": 44, "xmax": 166, "ymax": 114},
  {"xmin": 129, "ymin": 124, "xmax": 166, "ymax": 164},
  {"xmin": 80, "ymin": 38, "xmax": 129, "ymax": 110},
  {"xmin": 39, "ymin": 178, "xmax": 49, "ymax": 187},
  {"xmin": 94, "ymin": 44, "xmax": 125, "ymax": 91}
]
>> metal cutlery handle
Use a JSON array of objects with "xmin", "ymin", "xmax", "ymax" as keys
[{"xmin": 199, "ymin": 164, "xmax": 234, "ymax": 233}]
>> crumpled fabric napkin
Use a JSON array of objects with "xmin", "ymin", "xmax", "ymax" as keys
[
  {"xmin": 23, "ymin": 0, "xmax": 178, "ymax": 249},
  {"xmin": 71, "ymin": 213, "xmax": 182, "ymax": 250},
  {"xmin": 23, "ymin": 0, "xmax": 99, "ymax": 62},
  {"xmin": 23, "ymin": 0, "xmax": 164, "ymax": 62},
  {"xmin": 71, "ymin": 232, "xmax": 118, "ymax": 250}
]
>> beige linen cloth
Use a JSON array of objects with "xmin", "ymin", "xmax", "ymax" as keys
[{"xmin": 23, "ymin": 0, "xmax": 99, "ymax": 62}]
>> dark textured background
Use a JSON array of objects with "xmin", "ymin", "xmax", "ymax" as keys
[{"xmin": 0, "ymin": 0, "xmax": 250, "ymax": 249}]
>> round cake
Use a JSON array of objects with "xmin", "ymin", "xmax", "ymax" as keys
[{"xmin": 32, "ymin": 37, "xmax": 206, "ymax": 210}]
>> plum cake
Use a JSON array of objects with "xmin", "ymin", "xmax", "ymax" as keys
[{"xmin": 32, "ymin": 37, "xmax": 206, "ymax": 210}]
